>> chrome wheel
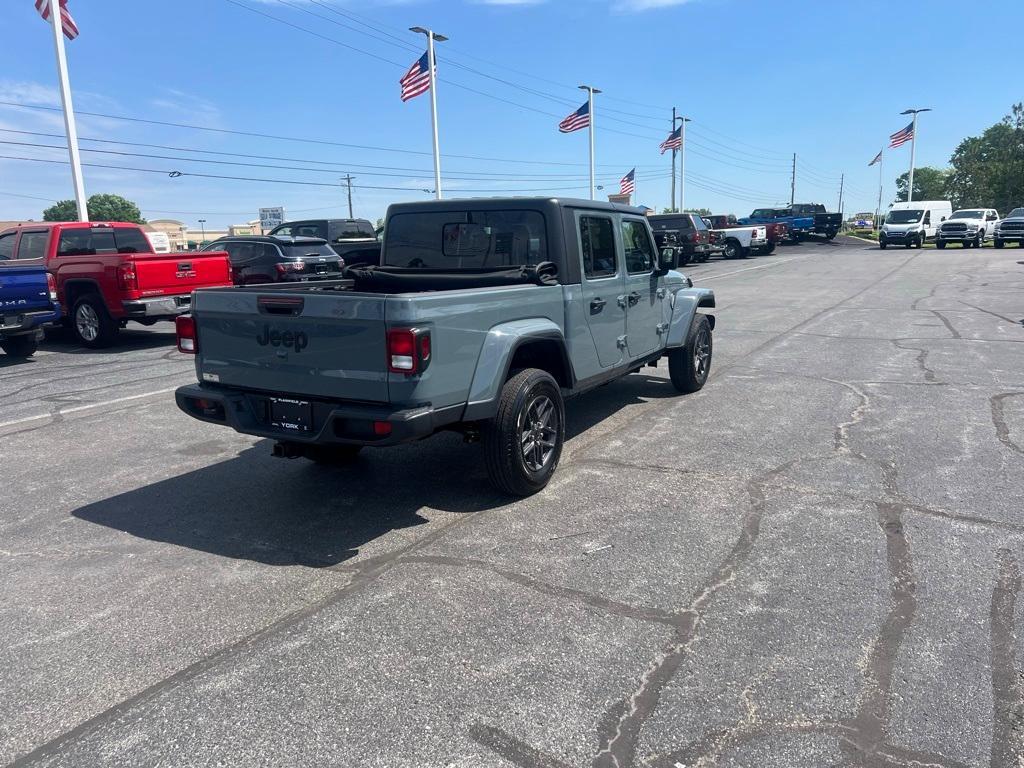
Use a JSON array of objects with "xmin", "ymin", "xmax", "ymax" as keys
[
  {"xmin": 693, "ymin": 326, "xmax": 711, "ymax": 378},
  {"xmin": 75, "ymin": 303, "xmax": 100, "ymax": 342},
  {"xmin": 519, "ymin": 395, "xmax": 559, "ymax": 473}
]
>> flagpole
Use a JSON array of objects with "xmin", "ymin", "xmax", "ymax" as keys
[
  {"xmin": 410, "ymin": 27, "xmax": 447, "ymax": 200},
  {"xmin": 900, "ymin": 107, "xmax": 930, "ymax": 204},
  {"xmin": 48, "ymin": 0, "xmax": 87, "ymax": 221},
  {"xmin": 670, "ymin": 108, "xmax": 677, "ymax": 212},
  {"xmin": 876, "ymin": 152, "xmax": 883, "ymax": 230},
  {"xmin": 679, "ymin": 116, "xmax": 690, "ymax": 213},
  {"xmin": 579, "ymin": 85, "xmax": 600, "ymax": 200}
]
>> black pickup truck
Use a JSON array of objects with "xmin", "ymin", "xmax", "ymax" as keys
[{"xmin": 790, "ymin": 204, "xmax": 843, "ymax": 240}]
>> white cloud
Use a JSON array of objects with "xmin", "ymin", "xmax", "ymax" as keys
[{"xmin": 613, "ymin": 0, "xmax": 697, "ymax": 11}]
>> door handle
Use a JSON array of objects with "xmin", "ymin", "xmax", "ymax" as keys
[
  {"xmin": 656, "ymin": 288, "xmax": 667, "ymax": 299},
  {"xmin": 589, "ymin": 298, "xmax": 606, "ymax": 313},
  {"xmin": 627, "ymin": 291, "xmax": 641, "ymax": 306}
]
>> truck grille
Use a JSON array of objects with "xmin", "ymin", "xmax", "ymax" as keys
[
  {"xmin": 941, "ymin": 222, "xmax": 967, "ymax": 232},
  {"xmin": 1001, "ymin": 221, "xmax": 1024, "ymax": 232}
]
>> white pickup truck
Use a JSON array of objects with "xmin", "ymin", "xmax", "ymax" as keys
[
  {"xmin": 936, "ymin": 208, "xmax": 1001, "ymax": 249},
  {"xmin": 703, "ymin": 221, "xmax": 768, "ymax": 260}
]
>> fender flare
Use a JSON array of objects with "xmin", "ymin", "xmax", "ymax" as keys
[
  {"xmin": 666, "ymin": 287, "xmax": 715, "ymax": 348},
  {"xmin": 462, "ymin": 318, "xmax": 571, "ymax": 421}
]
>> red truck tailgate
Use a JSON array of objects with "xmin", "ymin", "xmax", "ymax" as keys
[{"xmin": 132, "ymin": 251, "xmax": 231, "ymax": 297}]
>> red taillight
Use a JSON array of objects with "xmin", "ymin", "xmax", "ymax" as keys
[
  {"xmin": 387, "ymin": 328, "xmax": 431, "ymax": 374},
  {"xmin": 373, "ymin": 421, "xmax": 393, "ymax": 436},
  {"xmin": 275, "ymin": 261, "xmax": 306, "ymax": 274},
  {"xmin": 176, "ymin": 315, "xmax": 197, "ymax": 354},
  {"xmin": 46, "ymin": 272, "xmax": 57, "ymax": 302},
  {"xmin": 690, "ymin": 232, "xmax": 699, "ymax": 243},
  {"xmin": 116, "ymin": 263, "xmax": 138, "ymax": 291}
]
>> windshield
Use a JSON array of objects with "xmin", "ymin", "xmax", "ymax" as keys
[
  {"xmin": 886, "ymin": 210, "xmax": 923, "ymax": 224},
  {"xmin": 750, "ymin": 209, "xmax": 775, "ymax": 218},
  {"xmin": 1009, "ymin": 208, "xmax": 1024, "ymax": 218},
  {"xmin": 280, "ymin": 243, "xmax": 337, "ymax": 259},
  {"xmin": 385, "ymin": 210, "xmax": 546, "ymax": 269},
  {"xmin": 949, "ymin": 210, "xmax": 984, "ymax": 220}
]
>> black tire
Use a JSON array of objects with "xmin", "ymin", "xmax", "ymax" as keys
[
  {"xmin": 71, "ymin": 294, "xmax": 118, "ymax": 348},
  {"xmin": 904, "ymin": 240, "xmax": 912, "ymax": 249},
  {"xmin": 974, "ymin": 233, "xmax": 983, "ymax": 248},
  {"xmin": 305, "ymin": 444, "xmax": 363, "ymax": 465},
  {"xmin": 994, "ymin": 238, "xmax": 1004, "ymax": 249},
  {"xmin": 879, "ymin": 241, "xmax": 888, "ymax": 250},
  {"xmin": 1, "ymin": 333, "xmax": 38, "ymax": 358},
  {"xmin": 483, "ymin": 368, "xmax": 564, "ymax": 497},
  {"xmin": 964, "ymin": 239, "xmax": 973, "ymax": 249},
  {"xmin": 723, "ymin": 239, "xmax": 746, "ymax": 260},
  {"xmin": 936, "ymin": 240, "xmax": 946, "ymax": 249},
  {"xmin": 762, "ymin": 243, "xmax": 776, "ymax": 255},
  {"xmin": 826, "ymin": 232, "xmax": 837, "ymax": 241},
  {"xmin": 668, "ymin": 314, "xmax": 712, "ymax": 394}
]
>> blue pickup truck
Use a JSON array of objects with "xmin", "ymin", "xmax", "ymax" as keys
[
  {"xmin": 0, "ymin": 263, "xmax": 61, "ymax": 358},
  {"xmin": 739, "ymin": 207, "xmax": 815, "ymax": 242}
]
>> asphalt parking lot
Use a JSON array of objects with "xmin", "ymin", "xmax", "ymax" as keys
[{"xmin": 2, "ymin": 236, "xmax": 1023, "ymax": 767}]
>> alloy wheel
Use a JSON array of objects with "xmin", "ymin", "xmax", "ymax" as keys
[{"xmin": 519, "ymin": 395, "xmax": 559, "ymax": 473}]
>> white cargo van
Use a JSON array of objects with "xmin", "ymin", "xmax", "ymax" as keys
[{"xmin": 879, "ymin": 200, "xmax": 952, "ymax": 249}]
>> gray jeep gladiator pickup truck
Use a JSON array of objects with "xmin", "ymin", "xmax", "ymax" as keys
[{"xmin": 175, "ymin": 197, "xmax": 715, "ymax": 495}]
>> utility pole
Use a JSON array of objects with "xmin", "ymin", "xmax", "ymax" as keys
[
  {"xmin": 410, "ymin": 27, "xmax": 447, "ymax": 199},
  {"xmin": 579, "ymin": 85, "xmax": 601, "ymax": 200},
  {"xmin": 900, "ymin": 107, "xmax": 931, "ymax": 203},
  {"xmin": 46, "ymin": 0, "xmax": 87, "ymax": 221},
  {"xmin": 838, "ymin": 174, "xmax": 845, "ymax": 215},
  {"xmin": 790, "ymin": 153, "xmax": 796, "ymax": 207},
  {"xmin": 670, "ymin": 107, "xmax": 677, "ymax": 213},
  {"xmin": 342, "ymin": 174, "xmax": 354, "ymax": 218},
  {"xmin": 678, "ymin": 116, "xmax": 690, "ymax": 213}
]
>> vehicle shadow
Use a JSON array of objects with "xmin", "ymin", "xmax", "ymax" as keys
[
  {"xmin": 41, "ymin": 327, "xmax": 177, "ymax": 355},
  {"xmin": 72, "ymin": 372, "xmax": 679, "ymax": 568},
  {"xmin": 0, "ymin": 355, "xmax": 36, "ymax": 369}
]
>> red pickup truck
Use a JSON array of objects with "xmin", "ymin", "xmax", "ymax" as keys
[
  {"xmin": 707, "ymin": 214, "xmax": 789, "ymax": 254},
  {"xmin": 0, "ymin": 222, "xmax": 230, "ymax": 347}
]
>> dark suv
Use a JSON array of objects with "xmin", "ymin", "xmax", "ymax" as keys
[
  {"xmin": 647, "ymin": 213, "xmax": 711, "ymax": 263},
  {"xmin": 202, "ymin": 236, "xmax": 342, "ymax": 285},
  {"xmin": 268, "ymin": 218, "xmax": 381, "ymax": 266}
]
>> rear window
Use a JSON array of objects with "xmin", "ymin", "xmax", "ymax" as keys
[
  {"xmin": 329, "ymin": 220, "xmax": 376, "ymax": 240},
  {"xmin": 279, "ymin": 243, "xmax": 337, "ymax": 259},
  {"xmin": 57, "ymin": 227, "xmax": 151, "ymax": 256},
  {"xmin": 385, "ymin": 210, "xmax": 546, "ymax": 269},
  {"xmin": 650, "ymin": 216, "xmax": 693, "ymax": 231}
]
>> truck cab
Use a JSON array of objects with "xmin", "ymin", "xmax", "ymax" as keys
[{"xmin": 176, "ymin": 198, "xmax": 715, "ymax": 496}]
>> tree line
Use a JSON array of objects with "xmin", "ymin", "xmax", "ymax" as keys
[{"xmin": 895, "ymin": 103, "xmax": 1023, "ymax": 211}]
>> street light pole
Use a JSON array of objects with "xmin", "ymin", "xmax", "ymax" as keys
[
  {"xmin": 901, "ymin": 108, "xmax": 931, "ymax": 203},
  {"xmin": 579, "ymin": 84, "xmax": 601, "ymax": 200},
  {"xmin": 677, "ymin": 116, "xmax": 690, "ymax": 212},
  {"xmin": 198, "ymin": 219, "xmax": 206, "ymax": 246},
  {"xmin": 410, "ymin": 27, "xmax": 447, "ymax": 200},
  {"xmin": 670, "ymin": 107, "xmax": 677, "ymax": 212}
]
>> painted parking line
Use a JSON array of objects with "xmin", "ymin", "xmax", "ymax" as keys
[
  {"xmin": 696, "ymin": 255, "xmax": 810, "ymax": 282},
  {"xmin": 0, "ymin": 386, "xmax": 179, "ymax": 431}
]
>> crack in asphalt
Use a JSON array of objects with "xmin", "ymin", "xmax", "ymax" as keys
[
  {"xmin": 891, "ymin": 339, "xmax": 938, "ymax": 383},
  {"xmin": 990, "ymin": 393, "xmax": 1024, "ymax": 456},
  {"xmin": 989, "ymin": 550, "xmax": 1024, "ymax": 768}
]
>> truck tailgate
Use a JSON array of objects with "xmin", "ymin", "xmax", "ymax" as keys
[
  {"xmin": 133, "ymin": 251, "xmax": 231, "ymax": 296},
  {"xmin": 192, "ymin": 288, "xmax": 388, "ymax": 402},
  {"xmin": 0, "ymin": 266, "xmax": 52, "ymax": 313}
]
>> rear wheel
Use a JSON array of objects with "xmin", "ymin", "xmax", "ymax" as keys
[
  {"xmin": 762, "ymin": 243, "xmax": 776, "ymax": 255},
  {"xmin": 483, "ymin": 368, "xmax": 564, "ymax": 497},
  {"xmin": 994, "ymin": 238, "xmax": 1004, "ymax": 249},
  {"xmin": 71, "ymin": 294, "xmax": 118, "ymax": 348},
  {"xmin": 936, "ymin": 240, "xmax": 946, "ymax": 249},
  {"xmin": 668, "ymin": 314, "xmax": 712, "ymax": 394},
  {"xmin": 1, "ymin": 334, "xmax": 38, "ymax": 358},
  {"xmin": 974, "ymin": 232, "xmax": 983, "ymax": 248},
  {"xmin": 723, "ymin": 240, "xmax": 746, "ymax": 260}
]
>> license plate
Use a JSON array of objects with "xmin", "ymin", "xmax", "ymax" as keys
[
  {"xmin": 269, "ymin": 397, "xmax": 313, "ymax": 432},
  {"xmin": 2, "ymin": 315, "xmax": 23, "ymax": 328}
]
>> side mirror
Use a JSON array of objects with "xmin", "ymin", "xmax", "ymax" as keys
[
  {"xmin": 941, "ymin": 216, "xmax": 947, "ymax": 222},
  {"xmin": 658, "ymin": 247, "xmax": 679, "ymax": 273}
]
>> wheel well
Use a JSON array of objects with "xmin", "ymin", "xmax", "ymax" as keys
[
  {"xmin": 508, "ymin": 339, "xmax": 572, "ymax": 388},
  {"xmin": 63, "ymin": 280, "xmax": 101, "ymax": 309}
]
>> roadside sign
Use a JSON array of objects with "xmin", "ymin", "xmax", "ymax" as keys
[{"xmin": 259, "ymin": 207, "xmax": 285, "ymax": 232}]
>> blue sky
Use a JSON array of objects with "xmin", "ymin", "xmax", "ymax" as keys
[{"xmin": 1, "ymin": 0, "xmax": 1021, "ymax": 228}]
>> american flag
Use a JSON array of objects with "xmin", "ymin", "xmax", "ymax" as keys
[
  {"xmin": 558, "ymin": 102, "xmax": 590, "ymax": 133},
  {"xmin": 400, "ymin": 51, "xmax": 433, "ymax": 102},
  {"xmin": 889, "ymin": 122, "xmax": 914, "ymax": 149},
  {"xmin": 35, "ymin": 0, "xmax": 78, "ymax": 40},
  {"xmin": 659, "ymin": 127, "xmax": 682, "ymax": 154},
  {"xmin": 619, "ymin": 168, "xmax": 635, "ymax": 196},
  {"xmin": 868, "ymin": 149, "xmax": 883, "ymax": 166}
]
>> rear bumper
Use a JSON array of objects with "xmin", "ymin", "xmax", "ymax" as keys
[
  {"xmin": 0, "ymin": 308, "xmax": 61, "ymax": 335},
  {"xmin": 175, "ymin": 383, "xmax": 461, "ymax": 447},
  {"xmin": 122, "ymin": 294, "xmax": 193, "ymax": 319}
]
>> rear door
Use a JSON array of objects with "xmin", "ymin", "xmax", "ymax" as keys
[
  {"xmin": 193, "ymin": 288, "xmax": 389, "ymax": 402},
  {"xmin": 576, "ymin": 212, "xmax": 625, "ymax": 369},
  {"xmin": 620, "ymin": 217, "xmax": 664, "ymax": 358}
]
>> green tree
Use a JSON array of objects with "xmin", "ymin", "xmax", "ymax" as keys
[
  {"xmin": 894, "ymin": 166, "xmax": 949, "ymax": 203},
  {"xmin": 43, "ymin": 193, "xmax": 145, "ymax": 224},
  {"xmin": 945, "ymin": 103, "xmax": 1024, "ymax": 213},
  {"xmin": 684, "ymin": 207, "xmax": 712, "ymax": 216}
]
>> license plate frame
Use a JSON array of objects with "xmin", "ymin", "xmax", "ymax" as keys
[
  {"xmin": 269, "ymin": 397, "xmax": 313, "ymax": 432},
  {"xmin": 2, "ymin": 314, "xmax": 24, "ymax": 329}
]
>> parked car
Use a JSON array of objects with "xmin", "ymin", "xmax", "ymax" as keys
[
  {"xmin": 647, "ymin": 213, "xmax": 712, "ymax": 263},
  {"xmin": 700, "ymin": 218, "xmax": 726, "ymax": 258},
  {"xmin": 176, "ymin": 198, "xmax": 715, "ymax": 496},
  {"xmin": 0, "ymin": 222, "xmax": 231, "ymax": 347},
  {"xmin": 790, "ymin": 203, "xmax": 843, "ymax": 240},
  {"xmin": 0, "ymin": 261, "xmax": 61, "ymax": 358},
  {"xmin": 935, "ymin": 209, "xmax": 1001, "ymax": 249},
  {"xmin": 269, "ymin": 218, "xmax": 381, "ymax": 266},
  {"xmin": 202, "ymin": 235, "xmax": 343, "ymax": 285},
  {"xmin": 707, "ymin": 214, "xmax": 787, "ymax": 254},
  {"xmin": 879, "ymin": 201, "xmax": 952, "ymax": 249},
  {"xmin": 994, "ymin": 207, "xmax": 1024, "ymax": 248},
  {"xmin": 739, "ymin": 208, "xmax": 814, "ymax": 242}
]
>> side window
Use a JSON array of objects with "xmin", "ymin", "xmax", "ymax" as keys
[
  {"xmin": 295, "ymin": 224, "xmax": 321, "ymax": 238},
  {"xmin": 579, "ymin": 216, "xmax": 617, "ymax": 279},
  {"xmin": 987, "ymin": 211, "xmax": 997, "ymax": 221},
  {"xmin": 0, "ymin": 232, "xmax": 14, "ymax": 260},
  {"xmin": 272, "ymin": 225, "xmax": 293, "ymax": 237},
  {"xmin": 112, "ymin": 227, "xmax": 152, "ymax": 254},
  {"xmin": 17, "ymin": 231, "xmax": 49, "ymax": 259},
  {"xmin": 923, "ymin": 211, "xmax": 931, "ymax": 225},
  {"xmin": 621, "ymin": 219, "xmax": 654, "ymax": 274},
  {"xmin": 261, "ymin": 244, "xmax": 281, "ymax": 262}
]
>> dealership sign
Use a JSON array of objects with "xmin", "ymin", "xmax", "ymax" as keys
[{"xmin": 259, "ymin": 207, "xmax": 285, "ymax": 231}]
